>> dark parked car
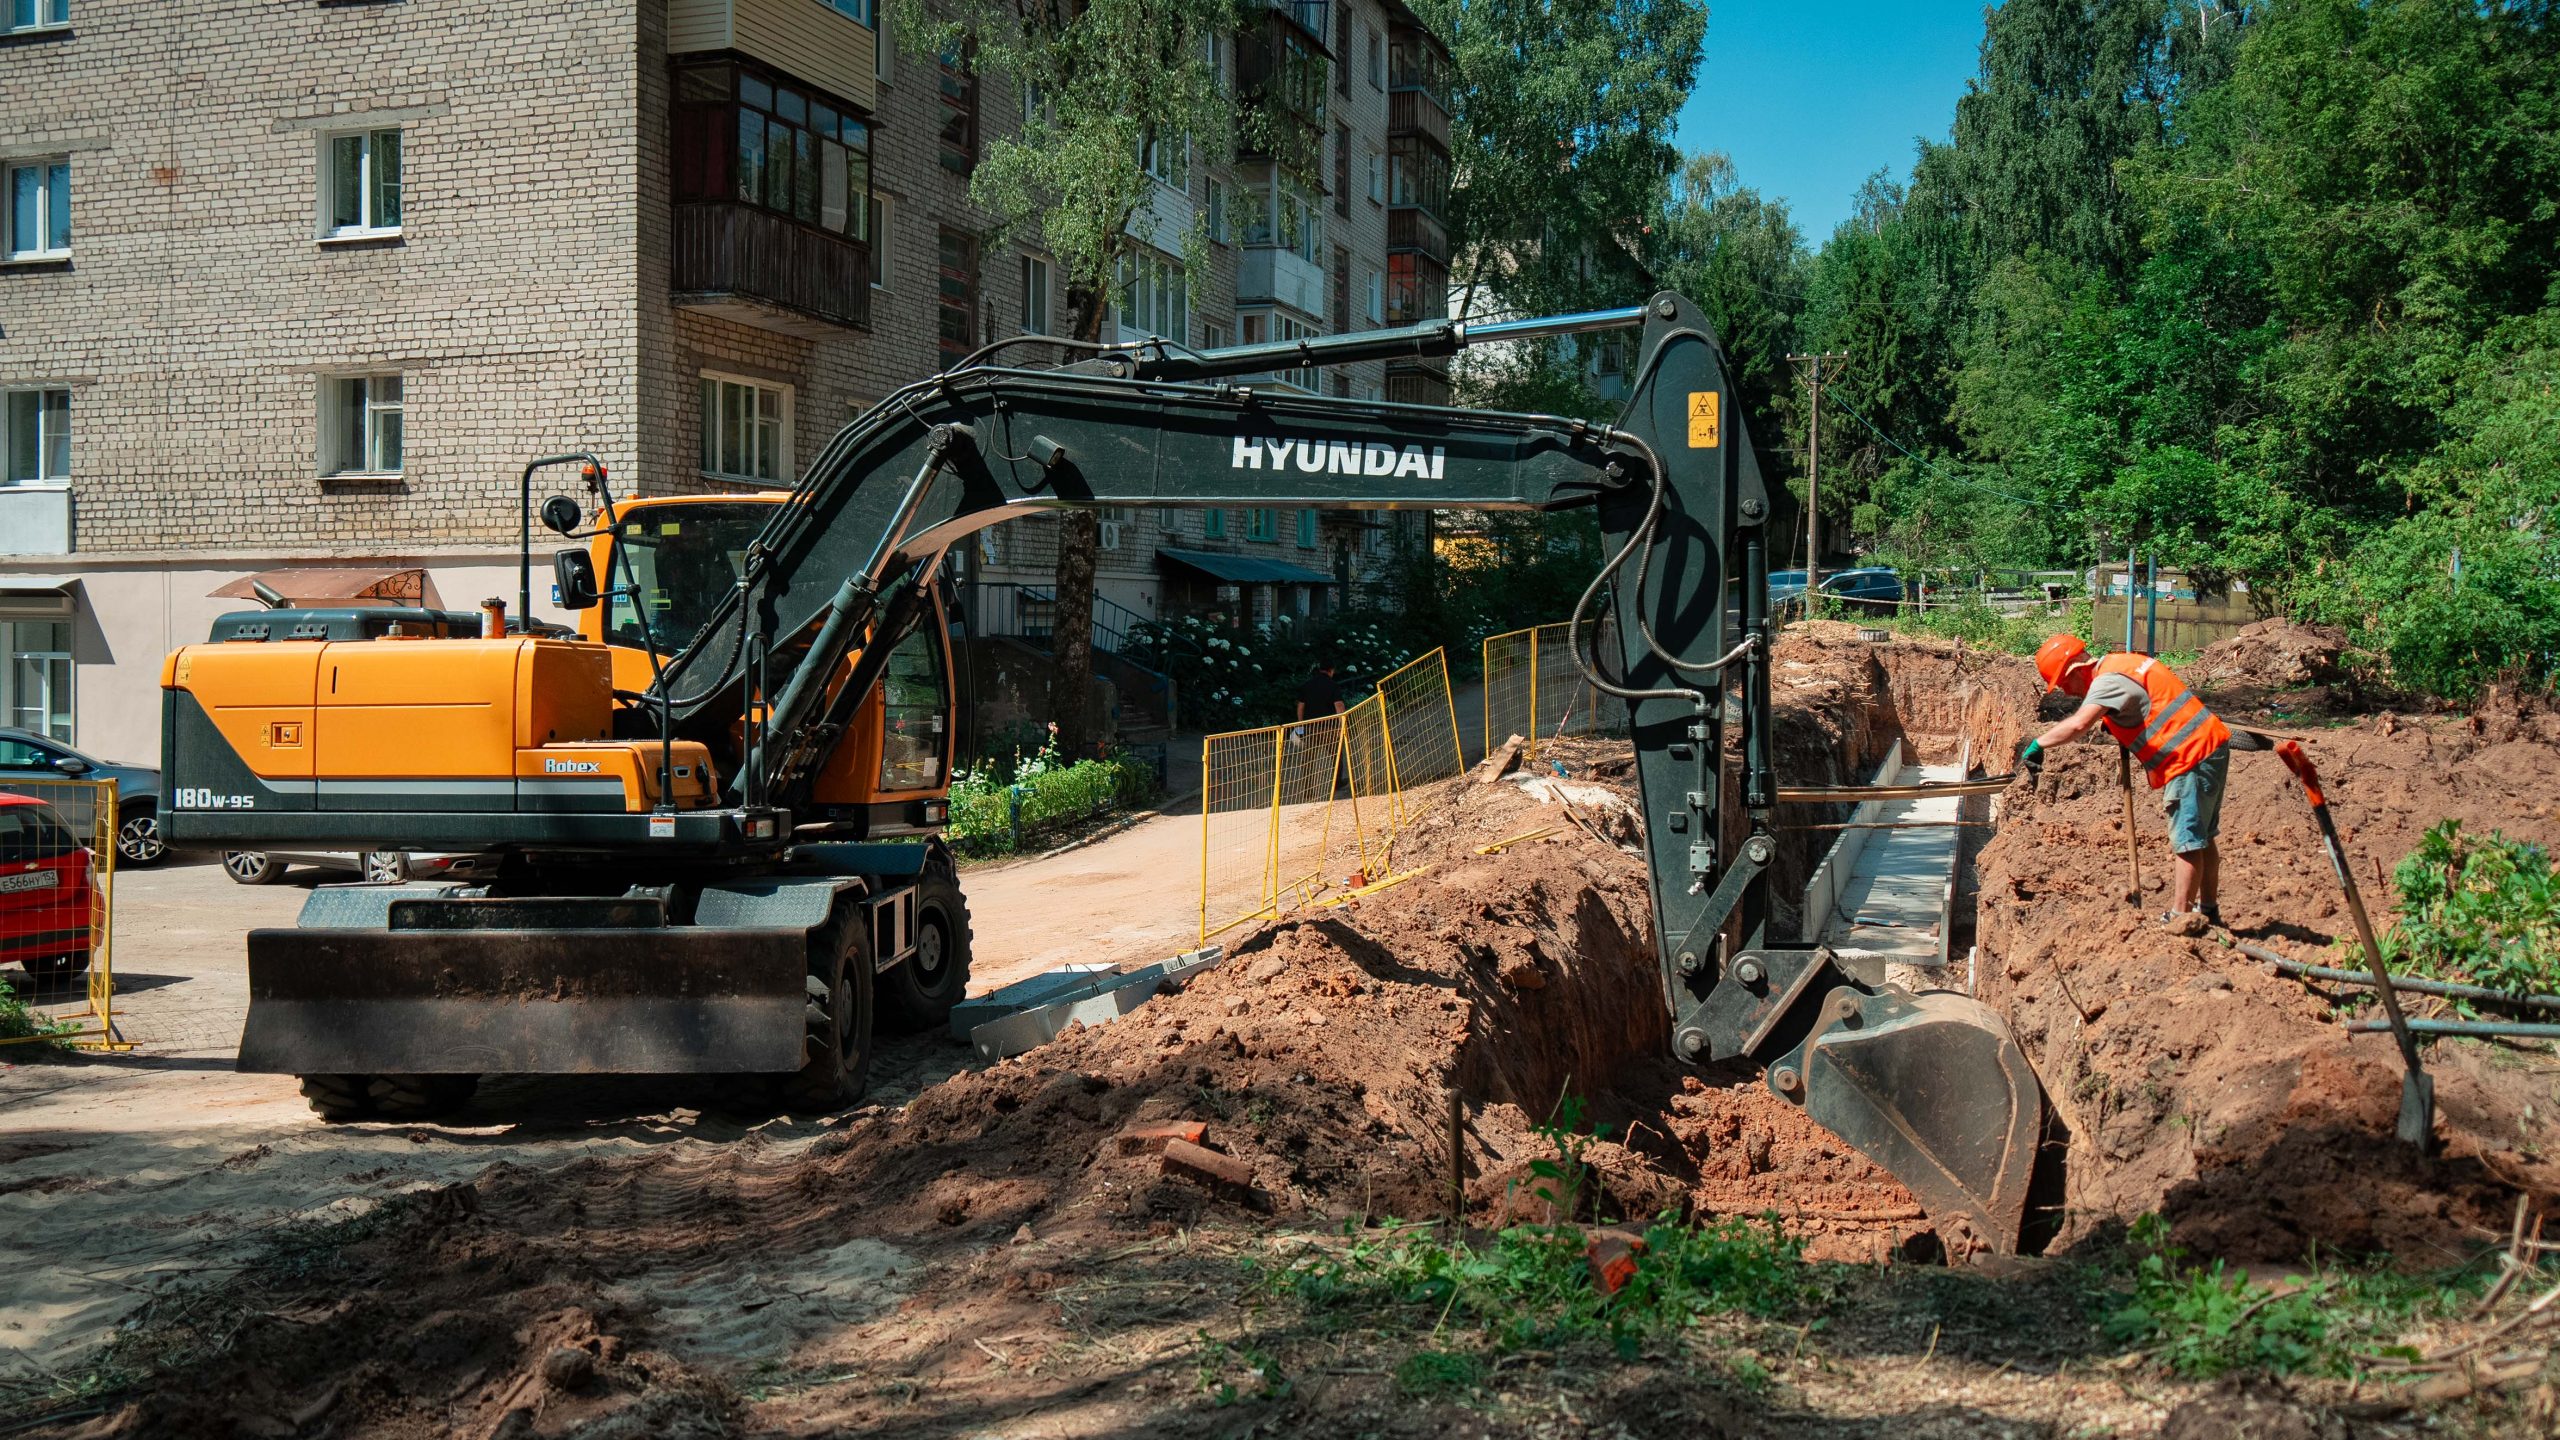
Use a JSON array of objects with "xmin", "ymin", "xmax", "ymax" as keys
[
  {"xmin": 0, "ymin": 728, "xmax": 164, "ymax": 868},
  {"xmin": 1768, "ymin": 567, "xmax": 1907, "ymax": 617},
  {"xmin": 0, "ymin": 792, "xmax": 97, "ymax": 983}
]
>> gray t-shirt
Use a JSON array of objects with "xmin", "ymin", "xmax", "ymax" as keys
[{"xmin": 2085, "ymin": 672, "xmax": 2151, "ymax": 730}]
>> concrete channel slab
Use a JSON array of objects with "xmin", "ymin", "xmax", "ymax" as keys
[
  {"xmin": 1821, "ymin": 758, "xmax": 1967, "ymax": 986},
  {"xmin": 965, "ymin": 947, "xmax": 1223, "ymax": 1061}
]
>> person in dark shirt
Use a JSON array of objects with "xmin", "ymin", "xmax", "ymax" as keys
[{"xmin": 1296, "ymin": 661, "xmax": 1342, "ymax": 721}]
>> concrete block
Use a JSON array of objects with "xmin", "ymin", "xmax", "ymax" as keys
[
  {"xmin": 946, "ymin": 963, "xmax": 1114, "ymax": 1039},
  {"xmin": 966, "ymin": 946, "xmax": 1223, "ymax": 1061}
]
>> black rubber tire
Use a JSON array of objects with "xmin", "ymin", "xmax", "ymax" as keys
[
  {"xmin": 774, "ymin": 904, "xmax": 876, "ymax": 1114},
  {"xmin": 116, "ymin": 806, "xmax": 166, "ymax": 868},
  {"xmin": 366, "ymin": 1074, "xmax": 480, "ymax": 1119},
  {"xmin": 299, "ymin": 1074, "xmax": 374, "ymax": 1121},
  {"xmin": 24, "ymin": 953, "xmax": 89, "ymax": 982},
  {"xmin": 223, "ymin": 851, "xmax": 283, "ymax": 886},
  {"xmin": 884, "ymin": 869, "xmax": 973, "ymax": 1032}
]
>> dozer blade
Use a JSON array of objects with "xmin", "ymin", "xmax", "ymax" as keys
[
  {"xmin": 239, "ymin": 924, "xmax": 809, "ymax": 1076},
  {"xmin": 1770, "ymin": 985, "xmax": 2042, "ymax": 1254}
]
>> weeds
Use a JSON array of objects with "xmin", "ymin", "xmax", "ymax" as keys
[
  {"xmin": 1193, "ymin": 1332, "xmax": 1290, "ymax": 1406},
  {"xmin": 2382, "ymin": 820, "xmax": 2560, "ymax": 1001},
  {"xmin": 0, "ymin": 975, "xmax": 73, "ymax": 1047},
  {"xmin": 2102, "ymin": 1215, "xmax": 2472, "ymax": 1380},
  {"xmin": 1393, "ymin": 1348, "xmax": 1480, "ymax": 1397}
]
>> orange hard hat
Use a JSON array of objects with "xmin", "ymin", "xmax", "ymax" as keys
[{"xmin": 2035, "ymin": 633, "xmax": 2089, "ymax": 690}]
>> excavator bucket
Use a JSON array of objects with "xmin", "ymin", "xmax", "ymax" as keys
[{"xmin": 1771, "ymin": 986, "xmax": 2043, "ymax": 1254}]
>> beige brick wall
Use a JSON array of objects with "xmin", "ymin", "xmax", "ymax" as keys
[{"xmin": 1, "ymin": 0, "xmax": 646, "ymax": 555}]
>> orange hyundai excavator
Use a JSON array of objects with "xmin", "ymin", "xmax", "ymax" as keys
[{"xmin": 163, "ymin": 294, "xmax": 2047, "ymax": 1252}]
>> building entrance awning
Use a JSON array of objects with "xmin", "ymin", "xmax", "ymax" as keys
[
  {"xmin": 1156, "ymin": 548, "xmax": 1337, "ymax": 587},
  {"xmin": 209, "ymin": 567, "xmax": 443, "ymax": 608},
  {"xmin": 0, "ymin": 575, "xmax": 77, "ymax": 619}
]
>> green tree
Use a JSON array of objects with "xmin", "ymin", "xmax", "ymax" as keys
[
  {"xmin": 891, "ymin": 0, "xmax": 1244, "ymax": 756},
  {"xmin": 1656, "ymin": 152, "xmax": 1808, "ymax": 487}
]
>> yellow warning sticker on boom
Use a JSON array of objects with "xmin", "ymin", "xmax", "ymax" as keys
[{"xmin": 1687, "ymin": 391, "xmax": 1720, "ymax": 448}]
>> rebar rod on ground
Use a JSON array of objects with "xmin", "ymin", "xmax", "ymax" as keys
[
  {"xmin": 2343, "ymin": 1017, "xmax": 2560, "ymax": 1040},
  {"xmin": 1776, "ymin": 775, "xmax": 2018, "ymax": 803},
  {"xmin": 1781, "ymin": 820, "xmax": 1998, "ymax": 832},
  {"xmin": 2252, "ymin": 949, "xmax": 2560, "ymax": 1013}
]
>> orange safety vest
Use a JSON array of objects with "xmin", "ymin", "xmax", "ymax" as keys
[{"xmin": 2093, "ymin": 653, "xmax": 2230, "ymax": 788}]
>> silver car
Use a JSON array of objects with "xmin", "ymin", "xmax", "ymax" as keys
[
  {"xmin": 220, "ymin": 850, "xmax": 478, "ymax": 886},
  {"xmin": 0, "ymin": 727, "xmax": 166, "ymax": 867}
]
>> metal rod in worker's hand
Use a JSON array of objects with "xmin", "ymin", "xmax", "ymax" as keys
[
  {"xmin": 2252, "ymin": 949, "xmax": 2560, "ymax": 1013},
  {"xmin": 2345, "ymin": 1018, "xmax": 2560, "ymax": 1040},
  {"xmin": 2116, "ymin": 746, "xmax": 2142, "ymax": 905},
  {"xmin": 2277, "ymin": 739, "xmax": 2433, "ymax": 1147},
  {"xmin": 1776, "ymin": 775, "xmax": 2019, "ymax": 803}
]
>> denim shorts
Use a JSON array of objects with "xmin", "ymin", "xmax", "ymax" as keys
[{"xmin": 2163, "ymin": 746, "xmax": 2230, "ymax": 855}]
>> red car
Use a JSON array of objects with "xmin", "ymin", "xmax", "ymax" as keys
[{"xmin": 0, "ymin": 792, "xmax": 97, "ymax": 984}]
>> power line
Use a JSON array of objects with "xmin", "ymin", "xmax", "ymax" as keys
[{"xmin": 1817, "ymin": 390, "xmax": 2046, "ymax": 510}]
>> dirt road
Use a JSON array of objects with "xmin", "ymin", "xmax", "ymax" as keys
[{"xmin": 0, "ymin": 813, "xmax": 1213, "ymax": 1387}]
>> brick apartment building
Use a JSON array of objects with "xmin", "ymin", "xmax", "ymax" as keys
[{"xmin": 0, "ymin": 0, "xmax": 1450, "ymax": 766}]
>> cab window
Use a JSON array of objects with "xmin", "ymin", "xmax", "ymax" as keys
[
  {"xmin": 601, "ymin": 504, "xmax": 771, "ymax": 651},
  {"xmin": 878, "ymin": 627, "xmax": 947, "ymax": 791}
]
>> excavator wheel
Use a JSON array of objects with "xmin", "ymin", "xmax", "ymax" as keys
[
  {"xmin": 775, "ymin": 902, "xmax": 876, "ymax": 1114},
  {"xmin": 884, "ymin": 869, "xmax": 973, "ymax": 1032},
  {"xmin": 368, "ymin": 1074, "xmax": 480, "ymax": 1120},
  {"xmin": 299, "ymin": 1073, "xmax": 374, "ymax": 1122}
]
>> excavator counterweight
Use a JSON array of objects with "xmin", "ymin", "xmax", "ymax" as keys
[{"xmin": 164, "ymin": 293, "xmax": 2046, "ymax": 1249}]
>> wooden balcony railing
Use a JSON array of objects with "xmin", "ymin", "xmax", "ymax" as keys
[
  {"xmin": 1387, "ymin": 88, "xmax": 1448, "ymax": 147},
  {"xmin": 671, "ymin": 201, "xmax": 870, "ymax": 332},
  {"xmin": 1386, "ymin": 207, "xmax": 1448, "ymax": 262}
]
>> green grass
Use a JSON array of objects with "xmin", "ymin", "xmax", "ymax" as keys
[{"xmin": 2101, "ymin": 1216, "xmax": 2485, "ymax": 1380}]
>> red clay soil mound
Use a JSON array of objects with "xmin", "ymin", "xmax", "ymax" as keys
[
  {"xmin": 1976, "ymin": 695, "xmax": 2560, "ymax": 1263},
  {"xmin": 2193, "ymin": 618, "xmax": 2350, "ymax": 691}
]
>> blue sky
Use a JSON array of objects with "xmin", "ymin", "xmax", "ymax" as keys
[{"xmin": 1673, "ymin": 4, "xmax": 1990, "ymax": 245}]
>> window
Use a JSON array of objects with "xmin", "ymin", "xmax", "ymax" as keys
[
  {"xmin": 1367, "ymin": 25, "xmax": 1384, "ymax": 88},
  {"xmin": 868, "ymin": 195, "xmax": 890, "ymax": 286},
  {"xmin": 699, "ymin": 374, "xmax": 790, "ymax": 483},
  {"xmin": 1297, "ymin": 509, "xmax": 1318, "ymax": 548},
  {"xmin": 1203, "ymin": 29, "xmax": 1227, "ymax": 92},
  {"xmin": 1242, "ymin": 176, "xmax": 1323, "ymax": 264},
  {"xmin": 319, "ymin": 130, "xmax": 401, "ymax": 239},
  {"xmin": 938, "ymin": 50, "xmax": 978, "ymax": 173},
  {"xmin": 1238, "ymin": 310, "xmax": 1320, "ymax": 390},
  {"xmin": 3, "ymin": 389, "xmax": 68, "ymax": 486},
  {"xmin": 937, "ymin": 227, "xmax": 979, "ymax": 365},
  {"xmin": 1334, "ymin": 125, "xmax": 1351, "ymax": 218},
  {"xmin": 1247, "ymin": 508, "xmax": 1278, "ymax": 542},
  {"xmin": 4, "ymin": 159, "xmax": 68, "ymax": 261},
  {"xmin": 1114, "ymin": 248, "xmax": 1186, "ymax": 341},
  {"xmin": 321, "ymin": 374, "xmax": 404, "ymax": 477},
  {"xmin": 1367, "ymin": 150, "xmax": 1384, "ymax": 206},
  {"xmin": 1157, "ymin": 505, "xmax": 1178, "ymax": 532},
  {"xmin": 1365, "ymin": 268, "xmax": 1383, "ymax": 325},
  {"xmin": 1020, "ymin": 254, "xmax": 1050, "ymax": 335},
  {"xmin": 877, "ymin": 626, "xmax": 946, "ymax": 790},
  {"xmin": 1, "ymin": 619, "xmax": 72, "ymax": 741},
  {"xmin": 1140, "ymin": 131, "xmax": 1188, "ymax": 189},
  {"xmin": 3, "ymin": 1, "xmax": 67, "ymax": 36},
  {"xmin": 1203, "ymin": 322, "xmax": 1227, "ymax": 350},
  {"xmin": 1202, "ymin": 508, "xmax": 1226, "ymax": 539},
  {"xmin": 673, "ymin": 62, "xmax": 873, "ymax": 244},
  {"xmin": 1019, "ymin": 78, "xmax": 1050, "ymax": 129},
  {"xmin": 822, "ymin": 0, "xmax": 872, "ymax": 25},
  {"xmin": 1389, "ymin": 137, "xmax": 1449, "ymax": 214},
  {"xmin": 1335, "ymin": 3, "xmax": 1351, "ymax": 94},
  {"xmin": 1206, "ymin": 179, "xmax": 1229, "ymax": 243}
]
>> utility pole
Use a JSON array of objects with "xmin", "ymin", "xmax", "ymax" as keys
[{"xmin": 1786, "ymin": 351, "xmax": 1848, "ymax": 608}]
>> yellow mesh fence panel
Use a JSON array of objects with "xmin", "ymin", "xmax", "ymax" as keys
[
  {"xmin": 1481, "ymin": 621, "xmax": 1630, "ymax": 762},
  {"xmin": 1271, "ymin": 712, "xmax": 1348, "ymax": 916},
  {"xmin": 1201, "ymin": 724, "xmax": 1285, "ymax": 941},
  {"xmin": 1376, "ymin": 646, "xmax": 1464, "ymax": 832},
  {"xmin": 1338, "ymin": 692, "xmax": 1395, "ymax": 881},
  {"xmin": 0, "ymin": 777, "xmax": 128, "ymax": 1050}
]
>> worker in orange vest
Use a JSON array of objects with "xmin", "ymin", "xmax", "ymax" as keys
[{"xmin": 2022, "ymin": 634, "xmax": 2234, "ymax": 927}]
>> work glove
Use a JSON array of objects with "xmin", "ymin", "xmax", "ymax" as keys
[{"xmin": 2020, "ymin": 739, "xmax": 2046, "ymax": 779}]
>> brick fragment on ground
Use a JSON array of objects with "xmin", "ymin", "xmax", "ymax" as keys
[
  {"xmin": 1160, "ymin": 1139, "xmax": 1267, "ymax": 1209},
  {"xmin": 1114, "ymin": 1121, "xmax": 1208, "ymax": 1156}
]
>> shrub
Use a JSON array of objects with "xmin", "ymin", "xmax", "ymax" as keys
[
  {"xmin": 946, "ymin": 726, "xmax": 1160, "ymax": 858},
  {"xmin": 2383, "ymin": 820, "xmax": 2560, "ymax": 999},
  {"xmin": 2101, "ymin": 1215, "xmax": 2456, "ymax": 1380}
]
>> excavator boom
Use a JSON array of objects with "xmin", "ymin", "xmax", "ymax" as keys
[{"xmin": 165, "ymin": 293, "xmax": 2045, "ymax": 1249}]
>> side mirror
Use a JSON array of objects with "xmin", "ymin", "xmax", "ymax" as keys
[
  {"xmin": 541, "ymin": 495, "xmax": 585, "ymax": 536},
  {"xmin": 553, "ymin": 548, "xmax": 601, "ymax": 611},
  {"xmin": 51, "ymin": 755, "xmax": 91, "ymax": 775}
]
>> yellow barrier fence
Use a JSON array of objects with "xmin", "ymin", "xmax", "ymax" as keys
[
  {"xmin": 1376, "ymin": 646, "xmax": 1466, "ymax": 832},
  {"xmin": 1197, "ymin": 647, "xmax": 1464, "ymax": 943},
  {"xmin": 1481, "ymin": 620, "xmax": 1629, "ymax": 762},
  {"xmin": 0, "ymin": 776, "xmax": 130, "ymax": 1051}
]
